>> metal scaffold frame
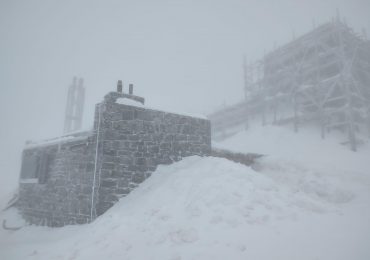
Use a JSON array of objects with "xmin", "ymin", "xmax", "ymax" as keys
[
  {"xmin": 209, "ymin": 18, "xmax": 370, "ymax": 151},
  {"xmin": 64, "ymin": 77, "xmax": 85, "ymax": 134}
]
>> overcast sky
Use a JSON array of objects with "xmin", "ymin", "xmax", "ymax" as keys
[{"xmin": 0, "ymin": 0, "xmax": 369, "ymax": 191}]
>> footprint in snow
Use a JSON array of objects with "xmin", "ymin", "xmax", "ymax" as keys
[{"xmin": 169, "ymin": 228, "xmax": 198, "ymax": 244}]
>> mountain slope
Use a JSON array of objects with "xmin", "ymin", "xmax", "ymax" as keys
[{"xmin": 1, "ymin": 125, "xmax": 369, "ymax": 260}]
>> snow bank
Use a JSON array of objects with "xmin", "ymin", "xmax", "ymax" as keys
[
  {"xmin": 1, "ymin": 124, "xmax": 369, "ymax": 260},
  {"xmin": 214, "ymin": 124, "xmax": 370, "ymax": 175},
  {"xmin": 1, "ymin": 152, "xmax": 369, "ymax": 259}
]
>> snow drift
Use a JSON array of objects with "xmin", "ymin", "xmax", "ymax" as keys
[{"xmin": 1, "ymin": 125, "xmax": 369, "ymax": 260}]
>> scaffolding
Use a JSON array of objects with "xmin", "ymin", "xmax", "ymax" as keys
[
  {"xmin": 63, "ymin": 77, "xmax": 85, "ymax": 134},
  {"xmin": 209, "ymin": 18, "xmax": 370, "ymax": 151}
]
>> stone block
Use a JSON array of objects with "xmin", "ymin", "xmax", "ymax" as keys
[
  {"xmin": 100, "ymin": 179, "xmax": 117, "ymax": 188},
  {"xmin": 131, "ymin": 172, "xmax": 146, "ymax": 184},
  {"xmin": 135, "ymin": 157, "xmax": 146, "ymax": 166},
  {"xmin": 102, "ymin": 162, "xmax": 115, "ymax": 170},
  {"xmin": 122, "ymin": 110, "xmax": 134, "ymax": 120}
]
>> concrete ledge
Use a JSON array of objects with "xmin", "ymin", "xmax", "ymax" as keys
[{"xmin": 210, "ymin": 148, "xmax": 263, "ymax": 166}]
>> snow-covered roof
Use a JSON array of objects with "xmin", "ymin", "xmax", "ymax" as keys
[
  {"xmin": 24, "ymin": 130, "xmax": 92, "ymax": 149},
  {"xmin": 115, "ymin": 97, "xmax": 207, "ymax": 119}
]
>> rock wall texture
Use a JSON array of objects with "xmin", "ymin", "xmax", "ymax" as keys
[
  {"xmin": 17, "ymin": 92, "xmax": 211, "ymax": 227},
  {"xmin": 17, "ymin": 135, "xmax": 96, "ymax": 227},
  {"xmin": 95, "ymin": 93, "xmax": 211, "ymax": 215}
]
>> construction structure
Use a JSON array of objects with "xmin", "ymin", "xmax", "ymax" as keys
[
  {"xmin": 64, "ymin": 77, "xmax": 85, "ymax": 134},
  {"xmin": 209, "ymin": 17, "xmax": 370, "ymax": 151}
]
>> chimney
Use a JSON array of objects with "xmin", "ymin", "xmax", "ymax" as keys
[
  {"xmin": 129, "ymin": 84, "xmax": 133, "ymax": 95},
  {"xmin": 117, "ymin": 80, "xmax": 123, "ymax": 93}
]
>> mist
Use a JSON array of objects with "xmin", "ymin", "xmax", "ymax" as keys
[
  {"xmin": 1, "ymin": 0, "xmax": 370, "ymax": 258},
  {"xmin": 1, "ymin": 0, "xmax": 368, "ymax": 195}
]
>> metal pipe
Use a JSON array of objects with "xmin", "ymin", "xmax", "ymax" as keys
[{"xmin": 117, "ymin": 80, "xmax": 123, "ymax": 93}]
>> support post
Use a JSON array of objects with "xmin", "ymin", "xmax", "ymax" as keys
[
  {"xmin": 129, "ymin": 84, "xmax": 133, "ymax": 95},
  {"xmin": 64, "ymin": 77, "xmax": 85, "ymax": 134}
]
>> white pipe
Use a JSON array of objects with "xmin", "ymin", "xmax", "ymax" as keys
[{"xmin": 90, "ymin": 103, "xmax": 102, "ymax": 221}]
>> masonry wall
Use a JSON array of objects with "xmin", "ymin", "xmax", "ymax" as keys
[
  {"xmin": 17, "ymin": 135, "xmax": 97, "ymax": 227},
  {"xmin": 94, "ymin": 97, "xmax": 211, "ymax": 215},
  {"xmin": 17, "ymin": 92, "xmax": 211, "ymax": 227}
]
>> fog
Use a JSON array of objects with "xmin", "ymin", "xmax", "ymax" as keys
[{"xmin": 0, "ymin": 0, "xmax": 369, "ymax": 195}]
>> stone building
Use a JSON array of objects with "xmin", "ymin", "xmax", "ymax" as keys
[{"xmin": 17, "ymin": 83, "xmax": 211, "ymax": 227}]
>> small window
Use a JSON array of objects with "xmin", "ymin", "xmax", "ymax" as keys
[
  {"xmin": 38, "ymin": 153, "xmax": 49, "ymax": 184},
  {"xmin": 20, "ymin": 152, "xmax": 49, "ymax": 184},
  {"xmin": 20, "ymin": 154, "xmax": 39, "ymax": 179}
]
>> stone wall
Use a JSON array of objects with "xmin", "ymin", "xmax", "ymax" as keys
[
  {"xmin": 17, "ymin": 134, "xmax": 96, "ymax": 226},
  {"xmin": 16, "ymin": 92, "xmax": 211, "ymax": 227},
  {"xmin": 94, "ymin": 94, "xmax": 211, "ymax": 215}
]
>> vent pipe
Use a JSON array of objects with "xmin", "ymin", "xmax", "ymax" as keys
[{"xmin": 117, "ymin": 80, "xmax": 123, "ymax": 93}]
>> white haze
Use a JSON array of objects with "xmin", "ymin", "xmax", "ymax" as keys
[{"xmin": 0, "ymin": 0, "xmax": 369, "ymax": 197}]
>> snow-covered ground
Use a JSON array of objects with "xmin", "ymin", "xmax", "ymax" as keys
[{"xmin": 1, "ymin": 125, "xmax": 369, "ymax": 260}]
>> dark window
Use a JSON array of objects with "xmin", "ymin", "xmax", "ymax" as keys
[
  {"xmin": 20, "ymin": 152, "xmax": 49, "ymax": 183},
  {"xmin": 20, "ymin": 154, "xmax": 39, "ymax": 179},
  {"xmin": 38, "ymin": 153, "xmax": 49, "ymax": 184}
]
